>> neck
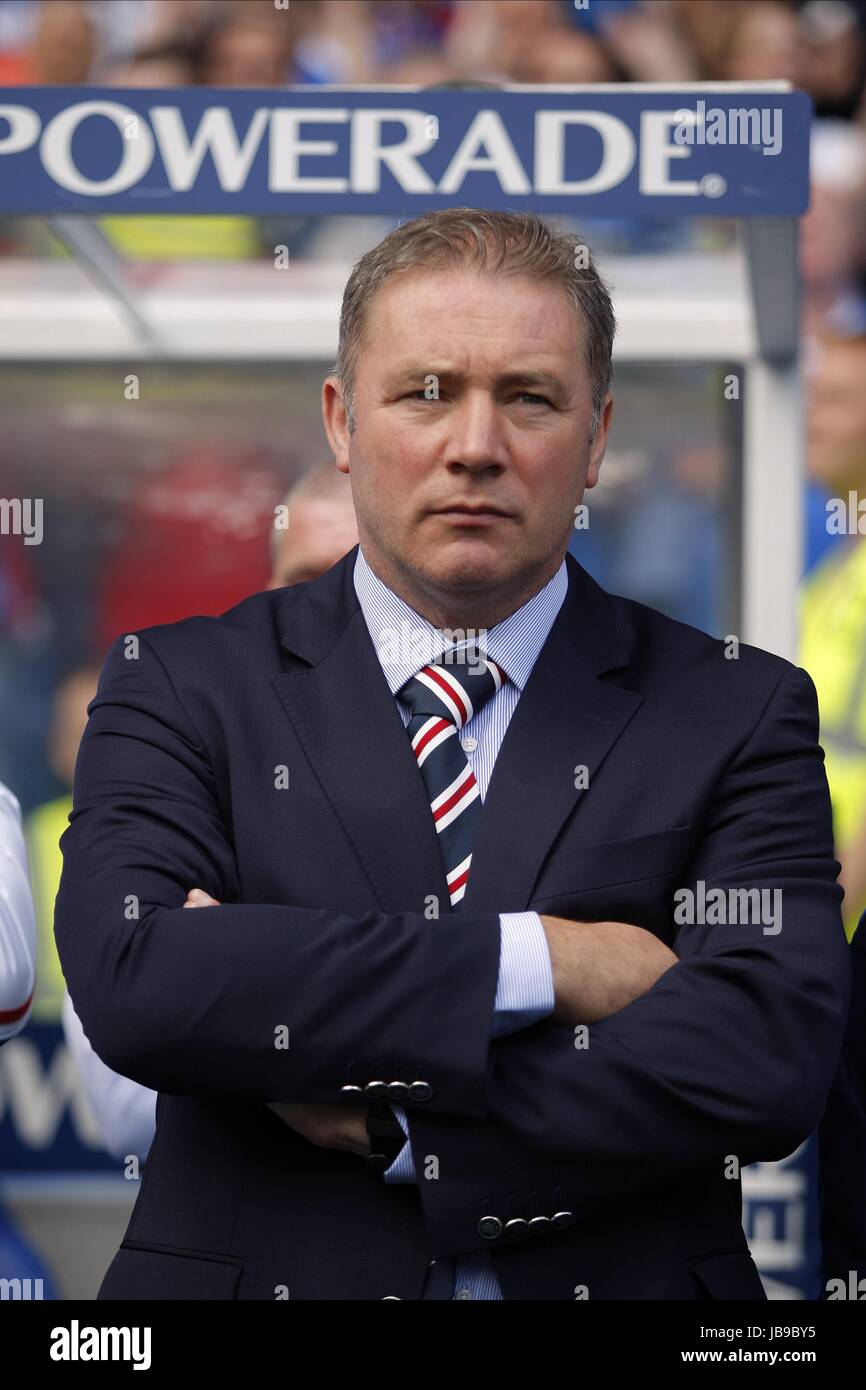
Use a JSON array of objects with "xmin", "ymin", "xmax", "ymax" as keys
[{"xmin": 363, "ymin": 547, "xmax": 564, "ymax": 632}]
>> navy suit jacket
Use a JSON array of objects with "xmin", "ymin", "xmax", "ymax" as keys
[
  {"xmin": 819, "ymin": 914, "xmax": 866, "ymax": 1292},
  {"xmin": 54, "ymin": 545, "xmax": 851, "ymax": 1300}
]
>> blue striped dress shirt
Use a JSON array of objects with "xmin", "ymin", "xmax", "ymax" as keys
[{"xmin": 353, "ymin": 545, "xmax": 566, "ymax": 1299}]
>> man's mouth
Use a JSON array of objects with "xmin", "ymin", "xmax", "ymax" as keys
[{"xmin": 433, "ymin": 505, "xmax": 513, "ymax": 525}]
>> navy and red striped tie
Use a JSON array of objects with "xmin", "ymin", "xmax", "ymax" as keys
[{"xmin": 398, "ymin": 646, "xmax": 506, "ymax": 909}]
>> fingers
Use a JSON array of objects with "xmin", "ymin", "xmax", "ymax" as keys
[
  {"xmin": 266, "ymin": 1101, "xmax": 371, "ymax": 1157},
  {"xmin": 183, "ymin": 888, "xmax": 221, "ymax": 908}
]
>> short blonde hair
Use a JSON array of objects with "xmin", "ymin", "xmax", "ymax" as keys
[{"xmin": 332, "ymin": 207, "xmax": 616, "ymax": 438}]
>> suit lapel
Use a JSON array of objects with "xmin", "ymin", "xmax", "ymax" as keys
[
  {"xmin": 461, "ymin": 552, "xmax": 644, "ymax": 913},
  {"xmin": 272, "ymin": 546, "xmax": 452, "ymax": 914},
  {"xmin": 271, "ymin": 546, "xmax": 643, "ymax": 917}
]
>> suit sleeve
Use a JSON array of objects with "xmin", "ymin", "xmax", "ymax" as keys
[
  {"xmin": 384, "ymin": 911, "xmax": 554, "ymax": 1182},
  {"xmin": 818, "ymin": 913, "xmax": 866, "ymax": 1289},
  {"xmin": 53, "ymin": 633, "xmax": 501, "ymax": 1113},
  {"xmin": 402, "ymin": 665, "xmax": 853, "ymax": 1258}
]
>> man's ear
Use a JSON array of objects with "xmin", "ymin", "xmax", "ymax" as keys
[
  {"xmin": 322, "ymin": 376, "xmax": 351, "ymax": 474},
  {"xmin": 586, "ymin": 394, "xmax": 614, "ymax": 489}
]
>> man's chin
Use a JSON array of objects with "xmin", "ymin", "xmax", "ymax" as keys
[{"xmin": 421, "ymin": 547, "xmax": 510, "ymax": 594}]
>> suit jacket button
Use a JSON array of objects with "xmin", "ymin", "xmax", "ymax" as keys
[
  {"xmin": 364, "ymin": 1080, "xmax": 389, "ymax": 1101},
  {"xmin": 408, "ymin": 1080, "xmax": 433, "ymax": 1102},
  {"xmin": 340, "ymin": 1084, "xmax": 364, "ymax": 1098},
  {"xmin": 528, "ymin": 1215, "xmax": 550, "ymax": 1234},
  {"xmin": 478, "ymin": 1216, "xmax": 502, "ymax": 1240},
  {"xmin": 504, "ymin": 1218, "xmax": 529, "ymax": 1240},
  {"xmin": 387, "ymin": 1081, "xmax": 410, "ymax": 1102},
  {"xmin": 551, "ymin": 1210, "xmax": 575, "ymax": 1231}
]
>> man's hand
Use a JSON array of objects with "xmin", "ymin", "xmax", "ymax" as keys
[
  {"xmin": 183, "ymin": 888, "xmax": 222, "ymax": 909},
  {"xmin": 183, "ymin": 887, "xmax": 371, "ymax": 1158},
  {"xmin": 540, "ymin": 914, "xmax": 678, "ymax": 1026},
  {"xmin": 266, "ymin": 1101, "xmax": 371, "ymax": 1157}
]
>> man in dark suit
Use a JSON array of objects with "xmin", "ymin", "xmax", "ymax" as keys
[
  {"xmin": 819, "ymin": 911, "xmax": 866, "ymax": 1296},
  {"xmin": 55, "ymin": 208, "xmax": 851, "ymax": 1301}
]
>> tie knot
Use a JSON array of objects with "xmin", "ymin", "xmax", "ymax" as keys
[{"xmin": 398, "ymin": 646, "xmax": 506, "ymax": 729}]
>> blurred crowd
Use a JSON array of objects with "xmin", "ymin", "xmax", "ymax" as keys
[
  {"xmin": 0, "ymin": 0, "xmax": 862, "ymax": 104},
  {"xmin": 1, "ymin": 0, "xmax": 865, "ymax": 263}
]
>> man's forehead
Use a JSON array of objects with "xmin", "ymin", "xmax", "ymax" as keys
[
  {"xmin": 363, "ymin": 270, "xmax": 580, "ymax": 363},
  {"xmin": 369, "ymin": 266, "xmax": 574, "ymax": 322}
]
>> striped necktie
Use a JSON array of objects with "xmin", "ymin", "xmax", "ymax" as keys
[
  {"xmin": 398, "ymin": 645, "xmax": 506, "ymax": 909},
  {"xmin": 398, "ymin": 645, "xmax": 507, "ymax": 1299}
]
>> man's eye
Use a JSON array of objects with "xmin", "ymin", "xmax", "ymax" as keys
[{"xmin": 399, "ymin": 390, "xmax": 551, "ymax": 405}]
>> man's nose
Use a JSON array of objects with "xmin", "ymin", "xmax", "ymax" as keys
[{"xmin": 443, "ymin": 393, "xmax": 509, "ymax": 470}]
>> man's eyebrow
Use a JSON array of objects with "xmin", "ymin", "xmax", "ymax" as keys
[
  {"xmin": 495, "ymin": 370, "xmax": 568, "ymax": 395},
  {"xmin": 383, "ymin": 368, "xmax": 569, "ymax": 394}
]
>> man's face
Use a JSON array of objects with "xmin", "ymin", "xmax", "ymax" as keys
[
  {"xmin": 323, "ymin": 268, "xmax": 612, "ymax": 623},
  {"xmin": 267, "ymin": 497, "xmax": 359, "ymax": 589},
  {"xmin": 807, "ymin": 342, "xmax": 866, "ymax": 494}
]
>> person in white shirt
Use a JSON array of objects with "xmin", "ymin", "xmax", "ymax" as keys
[{"xmin": 0, "ymin": 781, "xmax": 37, "ymax": 1044}]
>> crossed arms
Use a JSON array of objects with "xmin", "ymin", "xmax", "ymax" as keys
[
  {"xmin": 181, "ymin": 887, "xmax": 678, "ymax": 1162},
  {"xmin": 54, "ymin": 634, "xmax": 852, "ymax": 1252}
]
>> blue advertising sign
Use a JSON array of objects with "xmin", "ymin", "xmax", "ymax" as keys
[{"xmin": 0, "ymin": 86, "xmax": 809, "ymax": 216}]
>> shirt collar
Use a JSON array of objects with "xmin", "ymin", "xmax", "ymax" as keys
[{"xmin": 353, "ymin": 544, "xmax": 568, "ymax": 696}]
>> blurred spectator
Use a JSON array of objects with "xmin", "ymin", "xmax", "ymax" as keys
[
  {"xmin": 3, "ymin": 0, "xmax": 96, "ymax": 85},
  {"xmin": 446, "ymin": 0, "xmax": 615, "ymax": 83},
  {"xmin": 86, "ymin": 0, "xmax": 164, "ymax": 78},
  {"xmin": 801, "ymin": 120, "xmax": 866, "ymax": 340},
  {"xmin": 718, "ymin": 0, "xmax": 806, "ymax": 84},
  {"xmin": 0, "ymin": 0, "xmax": 865, "ymax": 100},
  {"xmin": 267, "ymin": 460, "xmax": 358, "ymax": 588},
  {"xmin": 592, "ymin": 0, "xmax": 700, "ymax": 83},
  {"xmin": 0, "ymin": 778, "xmax": 58, "ymax": 1299},
  {"xmin": 799, "ymin": 334, "xmax": 866, "ymax": 940},
  {"xmin": 187, "ymin": 6, "xmax": 292, "ymax": 87},
  {"xmin": 0, "ymin": 0, "xmax": 35, "ymax": 82},
  {"xmin": 667, "ymin": 0, "xmax": 745, "ymax": 80},
  {"xmin": 101, "ymin": 1, "xmax": 308, "ymax": 261},
  {"xmin": 799, "ymin": 0, "xmax": 866, "ymax": 120},
  {"xmin": 93, "ymin": 442, "xmax": 283, "ymax": 650},
  {"xmin": 25, "ymin": 664, "xmax": 99, "ymax": 1024},
  {"xmin": 109, "ymin": 36, "xmax": 193, "ymax": 87},
  {"xmin": 62, "ymin": 987, "xmax": 157, "ymax": 1165},
  {"xmin": 0, "ymin": 782, "xmax": 36, "ymax": 1042},
  {"xmin": 0, "ymin": 470, "xmax": 56, "ymax": 812},
  {"xmin": 287, "ymin": 0, "xmax": 373, "ymax": 84},
  {"xmin": 801, "ymin": 120, "xmax": 866, "ymax": 572},
  {"xmin": 366, "ymin": 0, "xmax": 453, "ymax": 75},
  {"xmin": 571, "ymin": 429, "xmax": 724, "ymax": 637}
]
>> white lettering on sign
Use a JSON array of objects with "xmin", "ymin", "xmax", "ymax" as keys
[{"xmin": 0, "ymin": 101, "xmax": 762, "ymax": 200}]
